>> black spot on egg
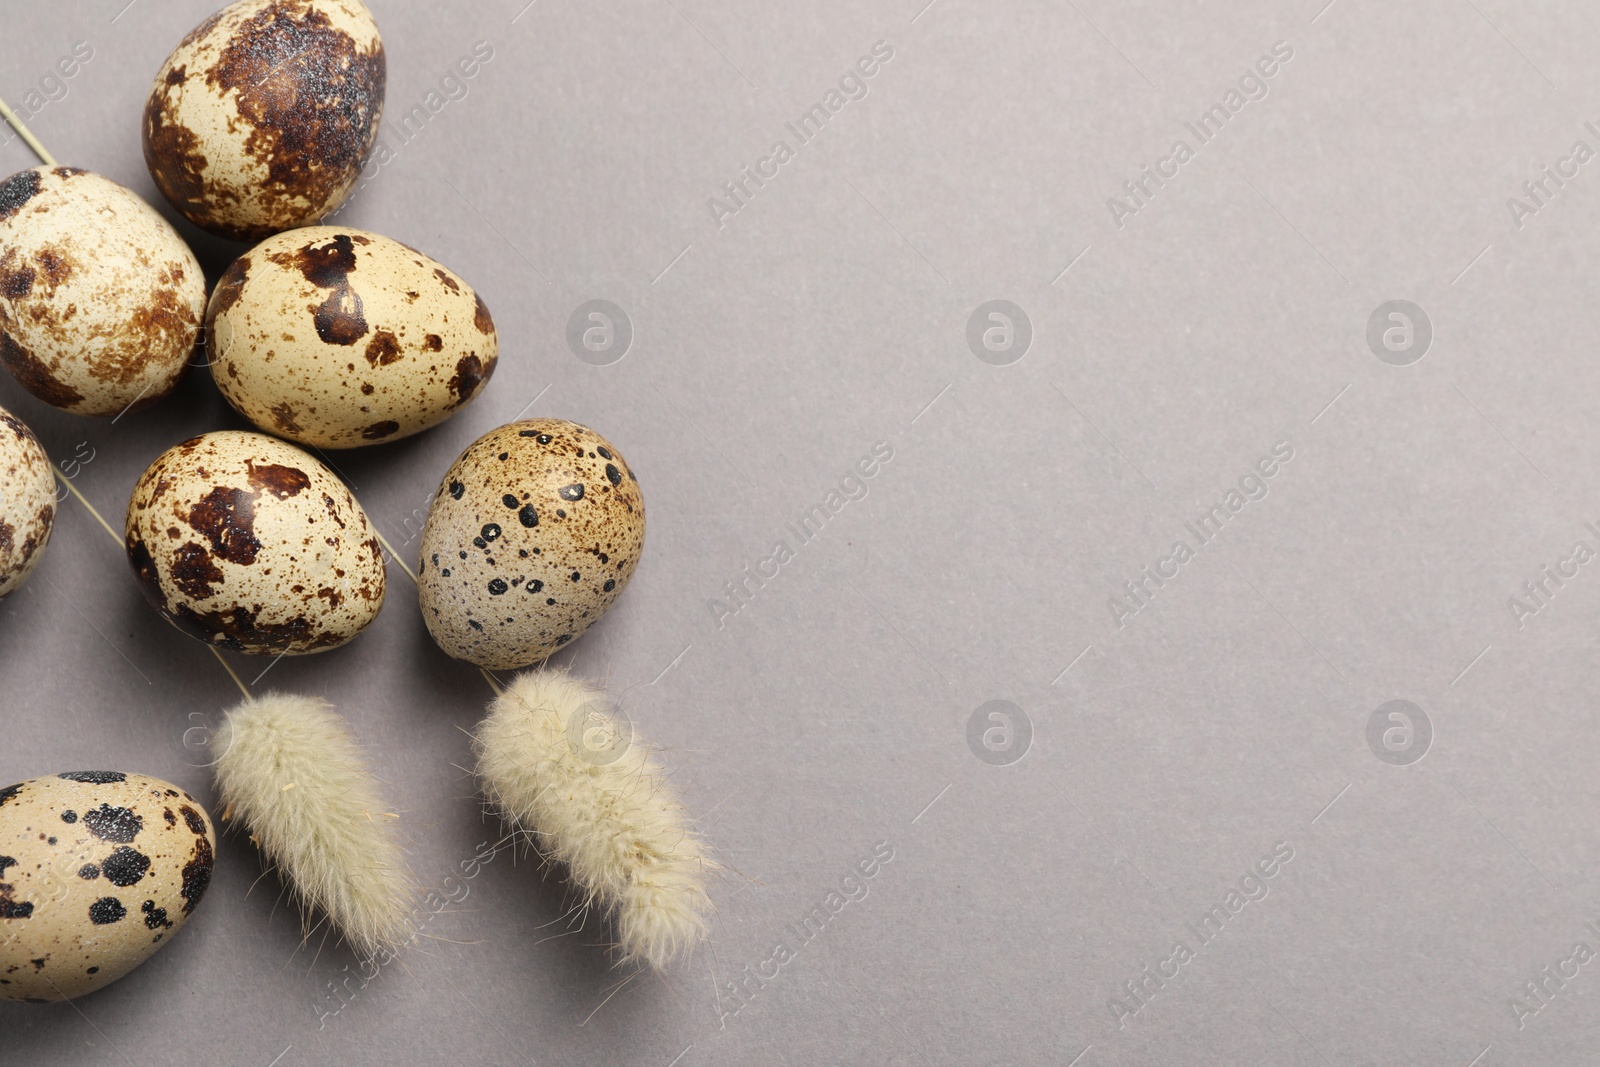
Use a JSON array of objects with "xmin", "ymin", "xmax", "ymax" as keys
[
  {"xmin": 449, "ymin": 481, "xmax": 465, "ymax": 499},
  {"xmin": 488, "ymin": 579, "xmax": 507, "ymax": 596},
  {"xmin": 78, "ymin": 864, "xmax": 99, "ymax": 880},
  {"xmin": 57, "ymin": 772, "xmax": 127, "ymax": 784},
  {"xmin": 88, "ymin": 897, "xmax": 126, "ymax": 925},
  {"xmin": 558, "ymin": 484, "xmax": 584, "ymax": 501},
  {"xmin": 101, "ymin": 847, "xmax": 151, "ymax": 887},
  {"xmin": 60, "ymin": 811, "xmax": 76, "ymax": 824},
  {"xmin": 180, "ymin": 836, "xmax": 213, "ymax": 915},
  {"xmin": 82, "ymin": 805, "xmax": 143, "ymax": 844},
  {"xmin": 502, "ymin": 494, "xmax": 519, "ymax": 509},
  {"xmin": 141, "ymin": 900, "xmax": 173, "ymax": 931},
  {"xmin": 481, "ymin": 523, "xmax": 501, "ymax": 542},
  {"xmin": 0, "ymin": 170, "xmax": 43, "ymax": 222},
  {"xmin": 605, "ymin": 463, "xmax": 622, "ymax": 486}
]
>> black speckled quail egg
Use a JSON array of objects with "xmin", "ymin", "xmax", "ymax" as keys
[
  {"xmin": 207, "ymin": 226, "xmax": 498, "ymax": 449},
  {"xmin": 124, "ymin": 430, "xmax": 386, "ymax": 655},
  {"xmin": 0, "ymin": 166, "xmax": 206, "ymax": 417},
  {"xmin": 418, "ymin": 419, "xmax": 646, "ymax": 670},
  {"xmin": 0, "ymin": 405, "xmax": 55, "ymax": 597},
  {"xmin": 0, "ymin": 772, "xmax": 215, "ymax": 1003},
  {"xmin": 142, "ymin": 0, "xmax": 386, "ymax": 240}
]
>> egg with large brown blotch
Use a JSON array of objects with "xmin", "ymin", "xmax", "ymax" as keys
[
  {"xmin": 142, "ymin": 0, "xmax": 386, "ymax": 240},
  {"xmin": 0, "ymin": 772, "xmax": 216, "ymax": 1002},
  {"xmin": 207, "ymin": 227, "xmax": 498, "ymax": 449},
  {"xmin": 418, "ymin": 420, "xmax": 646, "ymax": 670},
  {"xmin": 124, "ymin": 430, "xmax": 386, "ymax": 655},
  {"xmin": 0, "ymin": 406, "xmax": 54, "ymax": 598},
  {"xmin": 0, "ymin": 167, "xmax": 206, "ymax": 417}
]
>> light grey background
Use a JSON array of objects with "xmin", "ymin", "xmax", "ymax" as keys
[{"xmin": 3, "ymin": 0, "xmax": 1599, "ymax": 1063}]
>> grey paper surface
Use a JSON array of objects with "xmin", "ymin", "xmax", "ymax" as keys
[{"xmin": 3, "ymin": 0, "xmax": 1600, "ymax": 1063}]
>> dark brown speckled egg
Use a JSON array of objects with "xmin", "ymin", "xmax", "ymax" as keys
[
  {"xmin": 0, "ymin": 406, "xmax": 54, "ymax": 598},
  {"xmin": 142, "ymin": 0, "xmax": 386, "ymax": 240},
  {"xmin": 0, "ymin": 167, "xmax": 205, "ymax": 416},
  {"xmin": 418, "ymin": 419, "xmax": 646, "ymax": 670},
  {"xmin": 0, "ymin": 772, "xmax": 215, "ymax": 1003},
  {"xmin": 124, "ymin": 430, "xmax": 386, "ymax": 655},
  {"xmin": 207, "ymin": 227, "xmax": 497, "ymax": 449}
]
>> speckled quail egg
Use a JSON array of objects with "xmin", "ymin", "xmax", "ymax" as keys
[
  {"xmin": 0, "ymin": 167, "xmax": 206, "ymax": 417},
  {"xmin": 207, "ymin": 227, "xmax": 498, "ymax": 449},
  {"xmin": 124, "ymin": 430, "xmax": 385, "ymax": 655},
  {"xmin": 142, "ymin": 0, "xmax": 385, "ymax": 240},
  {"xmin": 0, "ymin": 407, "xmax": 54, "ymax": 598},
  {"xmin": 418, "ymin": 419, "xmax": 646, "ymax": 670},
  {"xmin": 0, "ymin": 771, "xmax": 215, "ymax": 1003}
]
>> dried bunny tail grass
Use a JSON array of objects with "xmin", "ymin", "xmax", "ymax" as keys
[
  {"xmin": 213, "ymin": 693, "xmax": 414, "ymax": 956},
  {"xmin": 475, "ymin": 668, "xmax": 714, "ymax": 970}
]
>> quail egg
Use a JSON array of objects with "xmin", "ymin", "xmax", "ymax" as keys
[
  {"xmin": 0, "ymin": 771, "xmax": 215, "ymax": 1003},
  {"xmin": 418, "ymin": 419, "xmax": 645, "ymax": 670},
  {"xmin": 0, "ymin": 406, "xmax": 54, "ymax": 598},
  {"xmin": 125, "ymin": 430, "xmax": 386, "ymax": 655},
  {"xmin": 142, "ymin": 0, "xmax": 386, "ymax": 240},
  {"xmin": 0, "ymin": 166, "xmax": 205, "ymax": 417},
  {"xmin": 207, "ymin": 227, "xmax": 497, "ymax": 449}
]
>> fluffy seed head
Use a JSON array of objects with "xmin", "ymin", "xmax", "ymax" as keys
[
  {"xmin": 213, "ymin": 693, "xmax": 414, "ymax": 955},
  {"xmin": 475, "ymin": 668, "xmax": 713, "ymax": 970}
]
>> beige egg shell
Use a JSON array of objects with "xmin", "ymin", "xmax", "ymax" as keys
[
  {"xmin": 0, "ymin": 167, "xmax": 206, "ymax": 417},
  {"xmin": 418, "ymin": 420, "xmax": 646, "ymax": 670},
  {"xmin": 124, "ymin": 430, "xmax": 385, "ymax": 655},
  {"xmin": 142, "ymin": 0, "xmax": 385, "ymax": 240},
  {"xmin": 0, "ymin": 772, "xmax": 215, "ymax": 1003},
  {"xmin": 207, "ymin": 227, "xmax": 498, "ymax": 449},
  {"xmin": 0, "ymin": 407, "xmax": 55, "ymax": 598}
]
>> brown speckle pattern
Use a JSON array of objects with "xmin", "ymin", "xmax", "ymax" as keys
[
  {"xmin": 0, "ymin": 405, "xmax": 55, "ymax": 598},
  {"xmin": 141, "ymin": 0, "xmax": 386, "ymax": 240},
  {"xmin": 0, "ymin": 773, "xmax": 215, "ymax": 1003},
  {"xmin": 0, "ymin": 168, "xmax": 205, "ymax": 417},
  {"xmin": 124, "ymin": 430, "xmax": 386, "ymax": 655},
  {"xmin": 418, "ymin": 419, "xmax": 646, "ymax": 669},
  {"xmin": 206, "ymin": 226, "xmax": 497, "ymax": 449}
]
